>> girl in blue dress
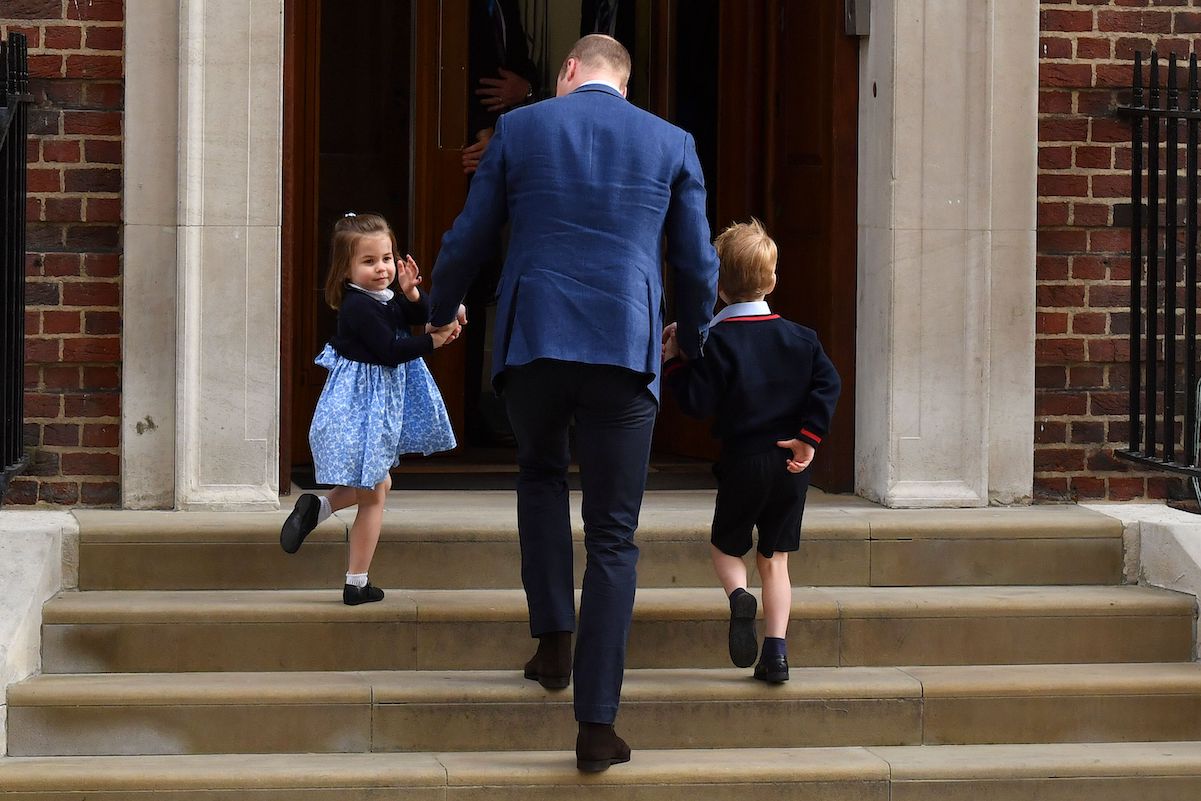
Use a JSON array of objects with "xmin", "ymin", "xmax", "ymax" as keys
[{"xmin": 280, "ymin": 213, "xmax": 462, "ymax": 605}]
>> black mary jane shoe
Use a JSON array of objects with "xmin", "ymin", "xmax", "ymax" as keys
[
  {"xmin": 728, "ymin": 590, "xmax": 759, "ymax": 668},
  {"xmin": 280, "ymin": 493, "xmax": 320, "ymax": 554},
  {"xmin": 343, "ymin": 582, "xmax": 385, "ymax": 606},
  {"xmin": 753, "ymin": 654, "xmax": 789, "ymax": 684}
]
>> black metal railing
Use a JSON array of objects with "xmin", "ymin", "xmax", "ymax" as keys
[
  {"xmin": 1117, "ymin": 51, "xmax": 1201, "ymax": 476},
  {"xmin": 0, "ymin": 32, "xmax": 31, "ymax": 505}
]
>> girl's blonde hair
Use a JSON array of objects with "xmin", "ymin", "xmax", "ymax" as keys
[
  {"xmin": 714, "ymin": 218, "xmax": 778, "ymax": 301},
  {"xmin": 324, "ymin": 213, "xmax": 399, "ymax": 309}
]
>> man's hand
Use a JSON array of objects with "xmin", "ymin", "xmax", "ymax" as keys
[
  {"xmin": 456, "ymin": 304, "xmax": 469, "ymax": 327},
  {"xmin": 776, "ymin": 439, "xmax": 815, "ymax": 473},
  {"xmin": 462, "ymin": 128, "xmax": 493, "ymax": 174},
  {"xmin": 476, "ymin": 67, "xmax": 530, "ymax": 111},
  {"xmin": 661, "ymin": 322, "xmax": 681, "ymax": 362}
]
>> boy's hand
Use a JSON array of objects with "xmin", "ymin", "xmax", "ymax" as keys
[
  {"xmin": 776, "ymin": 439, "xmax": 815, "ymax": 473},
  {"xmin": 662, "ymin": 323, "xmax": 681, "ymax": 362},
  {"xmin": 398, "ymin": 254, "xmax": 422, "ymax": 301}
]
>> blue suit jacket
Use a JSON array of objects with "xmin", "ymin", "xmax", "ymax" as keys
[{"xmin": 429, "ymin": 84, "xmax": 718, "ymax": 399}]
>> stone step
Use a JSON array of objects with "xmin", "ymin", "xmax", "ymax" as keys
[
  {"xmin": 40, "ymin": 586, "xmax": 1194, "ymax": 673},
  {"xmin": 72, "ymin": 500, "xmax": 1125, "ymax": 590},
  {"xmin": 10, "ymin": 663, "xmax": 1201, "ymax": 756},
  {"xmin": 4, "ymin": 742, "xmax": 1201, "ymax": 800}
]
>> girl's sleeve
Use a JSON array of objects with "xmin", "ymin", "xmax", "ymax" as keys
[
  {"xmin": 347, "ymin": 297, "xmax": 435, "ymax": 367},
  {"xmin": 399, "ymin": 289, "xmax": 432, "ymax": 327}
]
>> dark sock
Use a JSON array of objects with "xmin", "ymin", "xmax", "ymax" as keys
[
  {"xmin": 729, "ymin": 587, "xmax": 750, "ymax": 606},
  {"xmin": 762, "ymin": 637, "xmax": 786, "ymax": 659}
]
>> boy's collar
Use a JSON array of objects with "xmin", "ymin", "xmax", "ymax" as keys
[{"xmin": 708, "ymin": 300, "xmax": 771, "ymax": 328}]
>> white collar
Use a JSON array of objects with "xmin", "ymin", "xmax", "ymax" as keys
[
  {"xmin": 578, "ymin": 78, "xmax": 623, "ymax": 95},
  {"xmin": 347, "ymin": 283, "xmax": 394, "ymax": 304},
  {"xmin": 708, "ymin": 300, "xmax": 771, "ymax": 328}
]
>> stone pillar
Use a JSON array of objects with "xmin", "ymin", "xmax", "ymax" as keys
[
  {"xmin": 175, "ymin": 0, "xmax": 284, "ymax": 510},
  {"xmin": 856, "ymin": 0, "xmax": 1038, "ymax": 507}
]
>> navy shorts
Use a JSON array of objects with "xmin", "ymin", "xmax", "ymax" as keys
[{"xmin": 711, "ymin": 449, "xmax": 810, "ymax": 558}]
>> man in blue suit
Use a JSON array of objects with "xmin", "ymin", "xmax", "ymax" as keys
[{"xmin": 429, "ymin": 35, "xmax": 717, "ymax": 771}]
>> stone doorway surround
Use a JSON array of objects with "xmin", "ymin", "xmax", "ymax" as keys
[{"xmin": 119, "ymin": 0, "xmax": 1037, "ymax": 510}]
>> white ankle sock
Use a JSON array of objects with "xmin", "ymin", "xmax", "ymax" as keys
[
  {"xmin": 317, "ymin": 495, "xmax": 332, "ymax": 523},
  {"xmin": 345, "ymin": 572, "xmax": 368, "ymax": 588}
]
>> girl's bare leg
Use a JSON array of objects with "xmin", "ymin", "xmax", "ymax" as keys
[
  {"xmin": 326, "ymin": 485, "xmax": 357, "ymax": 513},
  {"xmin": 755, "ymin": 551, "xmax": 791, "ymax": 639},
  {"xmin": 710, "ymin": 544, "xmax": 748, "ymax": 595},
  {"xmin": 347, "ymin": 474, "xmax": 390, "ymax": 575}
]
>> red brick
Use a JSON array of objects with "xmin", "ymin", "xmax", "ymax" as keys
[
  {"xmin": 1108, "ymin": 477, "xmax": 1147, "ymax": 500},
  {"xmin": 85, "ymin": 197, "xmax": 121, "ymax": 223},
  {"xmin": 84, "ymin": 311, "xmax": 121, "ymax": 335},
  {"xmin": 27, "ymin": 168, "xmax": 62, "ymax": 193},
  {"xmin": 63, "ymin": 111, "xmax": 121, "ymax": 136},
  {"xmin": 1070, "ymin": 476, "xmax": 1108, "ymax": 499},
  {"xmin": 1089, "ymin": 285, "xmax": 1131, "ymax": 307},
  {"xmin": 43, "ymin": 365, "xmax": 80, "ymax": 391},
  {"xmin": 1041, "ymin": 63, "xmax": 1094, "ymax": 88},
  {"xmin": 82, "ymin": 424, "xmax": 119, "ymax": 448},
  {"xmin": 1087, "ymin": 338, "xmax": 1131, "ymax": 361},
  {"xmin": 63, "ymin": 282, "xmax": 119, "ymax": 307},
  {"xmin": 1037, "ymin": 391, "xmax": 1089, "ymax": 416},
  {"xmin": 1116, "ymin": 36, "xmax": 1156, "ymax": 60},
  {"xmin": 43, "ymin": 25, "xmax": 83, "ymax": 49},
  {"xmin": 1038, "ymin": 255, "xmax": 1071, "ymax": 281},
  {"xmin": 38, "ymin": 483, "xmax": 80, "ymax": 505},
  {"xmin": 25, "ymin": 337, "xmax": 61, "ymax": 363},
  {"xmin": 81, "ymin": 482, "xmax": 121, "ymax": 506},
  {"xmin": 1036, "ymin": 448, "xmax": 1086, "ymax": 472},
  {"xmin": 43, "ymin": 424, "xmax": 80, "ymax": 447},
  {"xmin": 64, "ymin": 393, "xmax": 120, "ymax": 418},
  {"xmin": 85, "ymin": 25, "xmax": 124, "ymax": 50},
  {"xmin": 84, "ymin": 253, "xmax": 120, "ymax": 277},
  {"xmin": 1076, "ymin": 90, "xmax": 1117, "ymax": 115},
  {"xmin": 42, "ymin": 310, "xmax": 81, "ymax": 334},
  {"xmin": 1039, "ymin": 202, "xmax": 1070, "ymax": 226},
  {"xmin": 1075, "ymin": 146, "xmax": 1113, "ymax": 169},
  {"xmin": 1038, "ymin": 284, "xmax": 1087, "ymax": 307},
  {"xmin": 63, "ymin": 224, "xmax": 120, "ymax": 251},
  {"xmin": 28, "ymin": 54, "xmax": 64, "ymax": 78},
  {"xmin": 42, "ymin": 140, "xmax": 81, "ymax": 164},
  {"xmin": 25, "ymin": 310, "xmax": 40, "ymax": 335},
  {"xmin": 1039, "ymin": 174, "xmax": 1090, "ymax": 197},
  {"xmin": 1176, "ymin": 11, "xmax": 1201, "ymax": 31},
  {"xmin": 1039, "ymin": 145, "xmax": 1072, "ymax": 170},
  {"xmin": 6, "ymin": 0, "xmax": 62, "ymax": 19},
  {"xmin": 1036, "ymin": 420, "xmax": 1068, "ymax": 444},
  {"xmin": 27, "ymin": 196, "xmax": 42, "ymax": 221},
  {"xmin": 1090, "ymin": 392, "xmax": 1129, "ymax": 415},
  {"xmin": 82, "ymin": 366, "xmax": 120, "ymax": 390},
  {"xmin": 4, "ymin": 480, "xmax": 39, "ymax": 506},
  {"xmin": 1038, "ymin": 312, "xmax": 1070, "ymax": 335},
  {"xmin": 1039, "ymin": 118, "xmax": 1089, "ymax": 142},
  {"xmin": 1038, "ymin": 229, "xmax": 1089, "ymax": 253},
  {"xmin": 1098, "ymin": 10, "xmax": 1173, "ymax": 32},
  {"xmin": 44, "ymin": 197, "xmax": 82, "ymax": 223},
  {"xmin": 1072, "ymin": 312, "xmax": 1108, "ymax": 335},
  {"xmin": 1072, "ymin": 255, "xmax": 1109, "ymax": 280},
  {"xmin": 1037, "ymin": 338, "xmax": 1088, "ymax": 364},
  {"xmin": 1041, "ymin": 9, "xmax": 1096, "ymax": 32},
  {"xmin": 83, "ymin": 139, "xmax": 121, "ymax": 164},
  {"xmin": 64, "ymin": 168, "xmax": 121, "ymax": 193},
  {"xmin": 1041, "ymin": 36, "xmax": 1074, "ymax": 58},
  {"xmin": 1072, "ymin": 421, "xmax": 1107, "ymax": 443},
  {"xmin": 24, "ymin": 392, "xmax": 61, "ymax": 418},
  {"xmin": 1091, "ymin": 174, "xmax": 1130, "ymax": 197},
  {"xmin": 42, "ymin": 254, "xmax": 82, "ymax": 277},
  {"xmin": 1069, "ymin": 365, "xmax": 1108, "ymax": 387},
  {"xmin": 1087, "ymin": 449, "xmax": 1128, "ymax": 470},
  {"xmin": 85, "ymin": 82, "xmax": 123, "ymax": 110},
  {"xmin": 1073, "ymin": 203, "xmax": 1111, "ymax": 226},
  {"xmin": 67, "ymin": 0, "xmax": 124, "ymax": 21},
  {"xmin": 1091, "ymin": 118, "xmax": 1131, "ymax": 143},
  {"xmin": 3, "ymin": 24, "xmax": 40, "ymax": 47},
  {"xmin": 1076, "ymin": 37, "xmax": 1112, "ymax": 59},
  {"xmin": 62, "ymin": 337, "xmax": 120, "ymax": 363},
  {"xmin": 61, "ymin": 452, "xmax": 120, "ymax": 477},
  {"xmin": 1039, "ymin": 90, "xmax": 1074, "ymax": 114},
  {"xmin": 1095, "ymin": 63, "xmax": 1135, "ymax": 88},
  {"xmin": 65, "ymin": 55, "xmax": 122, "ymax": 80},
  {"xmin": 1034, "ymin": 476, "xmax": 1071, "ymax": 501},
  {"xmin": 1090, "ymin": 228, "xmax": 1132, "ymax": 251}
]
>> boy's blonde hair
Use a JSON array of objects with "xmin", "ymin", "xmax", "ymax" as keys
[
  {"xmin": 324, "ymin": 212, "xmax": 398, "ymax": 309},
  {"xmin": 715, "ymin": 218, "xmax": 778, "ymax": 301}
]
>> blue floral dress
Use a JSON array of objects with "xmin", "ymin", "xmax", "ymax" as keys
[{"xmin": 308, "ymin": 290, "xmax": 456, "ymax": 489}]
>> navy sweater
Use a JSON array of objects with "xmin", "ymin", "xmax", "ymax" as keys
[
  {"xmin": 664, "ymin": 312, "xmax": 841, "ymax": 458},
  {"xmin": 329, "ymin": 286, "xmax": 434, "ymax": 367}
]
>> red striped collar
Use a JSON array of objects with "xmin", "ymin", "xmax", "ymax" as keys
[{"xmin": 718, "ymin": 313, "xmax": 780, "ymax": 324}]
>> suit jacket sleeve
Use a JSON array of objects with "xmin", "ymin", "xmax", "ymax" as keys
[
  {"xmin": 664, "ymin": 133, "xmax": 718, "ymax": 360},
  {"xmin": 429, "ymin": 115, "xmax": 511, "ymax": 327},
  {"xmin": 398, "ymin": 288, "xmax": 431, "ymax": 327},
  {"xmin": 797, "ymin": 339, "xmax": 842, "ymax": 448}
]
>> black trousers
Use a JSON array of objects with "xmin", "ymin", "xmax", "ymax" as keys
[{"xmin": 504, "ymin": 359, "xmax": 657, "ymax": 724}]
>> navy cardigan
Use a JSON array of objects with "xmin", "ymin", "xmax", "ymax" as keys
[{"xmin": 328, "ymin": 287, "xmax": 434, "ymax": 368}]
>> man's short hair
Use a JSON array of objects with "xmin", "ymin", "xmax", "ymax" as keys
[
  {"xmin": 715, "ymin": 219, "xmax": 778, "ymax": 301},
  {"xmin": 563, "ymin": 34, "xmax": 631, "ymax": 86}
]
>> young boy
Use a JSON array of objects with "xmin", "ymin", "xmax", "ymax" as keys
[{"xmin": 662, "ymin": 219, "xmax": 840, "ymax": 683}]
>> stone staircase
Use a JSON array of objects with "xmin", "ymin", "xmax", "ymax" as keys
[{"xmin": 3, "ymin": 491, "xmax": 1201, "ymax": 799}]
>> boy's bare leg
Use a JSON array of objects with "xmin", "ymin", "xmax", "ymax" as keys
[
  {"xmin": 755, "ymin": 551, "xmax": 790, "ymax": 638},
  {"xmin": 710, "ymin": 544, "xmax": 749, "ymax": 594},
  {"xmin": 347, "ymin": 475, "xmax": 390, "ymax": 574}
]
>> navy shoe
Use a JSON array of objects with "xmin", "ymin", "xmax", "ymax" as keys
[
  {"xmin": 576, "ymin": 723, "xmax": 631, "ymax": 773},
  {"xmin": 728, "ymin": 591, "xmax": 759, "ymax": 668},
  {"xmin": 343, "ymin": 583, "xmax": 385, "ymax": 605},
  {"xmin": 753, "ymin": 654, "xmax": 789, "ymax": 683},
  {"xmin": 280, "ymin": 493, "xmax": 320, "ymax": 554},
  {"xmin": 523, "ymin": 631, "xmax": 572, "ymax": 690}
]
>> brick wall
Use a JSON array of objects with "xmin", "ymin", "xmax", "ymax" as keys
[
  {"xmin": 1037, "ymin": 0, "xmax": 1200, "ymax": 502},
  {"xmin": 2, "ymin": 0, "xmax": 123, "ymax": 506}
]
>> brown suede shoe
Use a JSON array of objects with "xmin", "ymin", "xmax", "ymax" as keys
[
  {"xmin": 522, "ymin": 631, "xmax": 572, "ymax": 689},
  {"xmin": 576, "ymin": 722, "xmax": 631, "ymax": 772}
]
